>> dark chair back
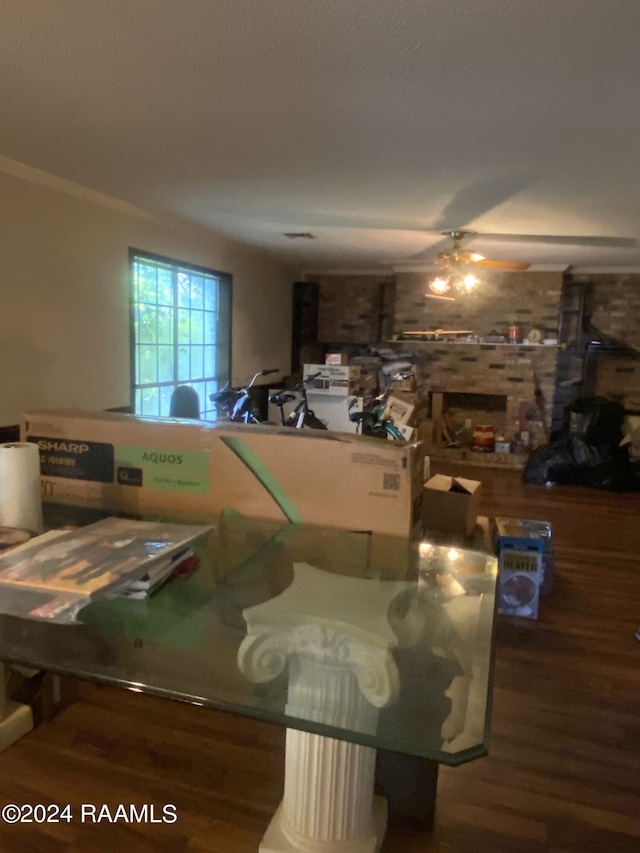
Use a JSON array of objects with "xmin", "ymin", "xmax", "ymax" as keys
[{"xmin": 169, "ymin": 385, "xmax": 201, "ymax": 419}]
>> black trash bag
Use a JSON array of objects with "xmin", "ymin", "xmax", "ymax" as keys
[
  {"xmin": 523, "ymin": 433, "xmax": 637, "ymax": 491},
  {"xmin": 522, "ymin": 436, "xmax": 578, "ymax": 485},
  {"xmin": 565, "ymin": 397, "xmax": 625, "ymax": 448},
  {"xmin": 576, "ymin": 443, "xmax": 637, "ymax": 491}
]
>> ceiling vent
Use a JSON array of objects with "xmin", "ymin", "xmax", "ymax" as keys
[{"xmin": 283, "ymin": 232, "xmax": 315, "ymax": 239}]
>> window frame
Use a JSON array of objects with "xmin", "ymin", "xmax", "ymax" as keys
[{"xmin": 128, "ymin": 248, "xmax": 232, "ymax": 418}]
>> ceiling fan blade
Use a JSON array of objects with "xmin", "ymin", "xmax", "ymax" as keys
[
  {"xmin": 477, "ymin": 233, "xmax": 640, "ymax": 248},
  {"xmin": 447, "ymin": 250, "xmax": 486, "ymax": 264},
  {"xmin": 430, "ymin": 172, "xmax": 535, "ymax": 233},
  {"xmin": 476, "ymin": 259, "xmax": 531, "ymax": 271}
]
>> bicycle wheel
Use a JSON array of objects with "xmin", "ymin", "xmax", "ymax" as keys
[{"xmin": 384, "ymin": 423, "xmax": 406, "ymax": 441}]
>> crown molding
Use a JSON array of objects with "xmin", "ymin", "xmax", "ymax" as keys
[
  {"xmin": 301, "ymin": 268, "xmax": 393, "ymax": 277},
  {"xmin": 568, "ymin": 266, "xmax": 640, "ymax": 274},
  {"xmin": 0, "ymin": 155, "xmax": 180, "ymax": 228},
  {"xmin": 526, "ymin": 264, "xmax": 570, "ymax": 272},
  {"xmin": 391, "ymin": 262, "xmax": 569, "ymax": 274}
]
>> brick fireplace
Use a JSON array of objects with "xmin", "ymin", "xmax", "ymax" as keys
[{"xmin": 413, "ymin": 342, "xmax": 557, "ymax": 435}]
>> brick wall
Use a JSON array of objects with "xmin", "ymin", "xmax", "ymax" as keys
[
  {"xmin": 393, "ymin": 271, "xmax": 563, "ymax": 340},
  {"xmin": 308, "ymin": 269, "xmax": 640, "ymax": 427},
  {"xmin": 571, "ymin": 273, "xmax": 640, "ymax": 410},
  {"xmin": 315, "ymin": 274, "xmax": 395, "ymax": 344}
]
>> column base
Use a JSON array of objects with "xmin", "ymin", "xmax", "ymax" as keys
[
  {"xmin": 0, "ymin": 701, "xmax": 33, "ymax": 752},
  {"xmin": 260, "ymin": 796, "xmax": 387, "ymax": 853}
]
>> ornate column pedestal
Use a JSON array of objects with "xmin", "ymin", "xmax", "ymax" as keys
[{"xmin": 238, "ymin": 563, "xmax": 419, "ymax": 853}]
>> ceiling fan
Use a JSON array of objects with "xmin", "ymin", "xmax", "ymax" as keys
[
  {"xmin": 434, "ymin": 230, "xmax": 531, "ymax": 272},
  {"xmin": 416, "ymin": 230, "xmax": 531, "ymax": 297}
]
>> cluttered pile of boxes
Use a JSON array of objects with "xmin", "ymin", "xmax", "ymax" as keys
[
  {"xmin": 284, "ymin": 352, "xmax": 426, "ymax": 442},
  {"xmin": 421, "ymin": 473, "xmax": 554, "ymax": 619}
]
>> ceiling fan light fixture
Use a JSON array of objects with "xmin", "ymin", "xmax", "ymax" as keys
[
  {"xmin": 460, "ymin": 271, "xmax": 481, "ymax": 293},
  {"xmin": 428, "ymin": 273, "xmax": 451, "ymax": 295},
  {"xmin": 427, "ymin": 262, "xmax": 482, "ymax": 298}
]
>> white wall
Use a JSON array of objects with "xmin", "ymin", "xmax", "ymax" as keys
[{"xmin": 0, "ymin": 165, "xmax": 293, "ymax": 424}]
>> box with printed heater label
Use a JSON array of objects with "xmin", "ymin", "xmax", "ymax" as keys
[{"xmin": 21, "ymin": 410, "xmax": 424, "ymax": 542}]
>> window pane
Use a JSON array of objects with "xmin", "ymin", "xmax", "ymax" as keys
[
  {"xmin": 178, "ymin": 308, "xmax": 191, "ymax": 344},
  {"xmin": 190, "ymin": 311, "xmax": 204, "ymax": 344},
  {"xmin": 141, "ymin": 387, "xmax": 160, "ymax": 416},
  {"xmin": 190, "ymin": 274, "xmax": 204, "ymax": 310},
  {"xmin": 204, "ymin": 344, "xmax": 215, "ymax": 378},
  {"xmin": 138, "ymin": 304, "xmax": 157, "ymax": 344},
  {"xmin": 160, "ymin": 385, "xmax": 174, "ymax": 417},
  {"xmin": 190, "ymin": 345, "xmax": 204, "ymax": 379},
  {"xmin": 204, "ymin": 311, "xmax": 216, "ymax": 345},
  {"xmin": 177, "ymin": 273, "xmax": 191, "ymax": 308},
  {"xmin": 204, "ymin": 280, "xmax": 217, "ymax": 312},
  {"xmin": 137, "ymin": 264, "xmax": 157, "ymax": 304},
  {"xmin": 158, "ymin": 346, "xmax": 174, "ymax": 382},
  {"xmin": 157, "ymin": 307, "xmax": 173, "ymax": 344},
  {"xmin": 138, "ymin": 346, "xmax": 158, "ymax": 385},
  {"xmin": 178, "ymin": 346, "xmax": 190, "ymax": 381},
  {"xmin": 157, "ymin": 267, "xmax": 173, "ymax": 306}
]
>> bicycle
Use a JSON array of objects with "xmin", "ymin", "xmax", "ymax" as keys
[
  {"xmin": 268, "ymin": 371, "xmax": 328, "ymax": 430},
  {"xmin": 348, "ymin": 371, "xmax": 412, "ymax": 441},
  {"xmin": 209, "ymin": 369, "xmax": 279, "ymax": 424}
]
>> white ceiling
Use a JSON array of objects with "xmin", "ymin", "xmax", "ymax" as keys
[{"xmin": 3, "ymin": 0, "xmax": 640, "ymax": 273}]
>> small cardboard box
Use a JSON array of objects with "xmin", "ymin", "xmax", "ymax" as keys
[
  {"xmin": 22, "ymin": 409, "xmax": 424, "ymax": 540},
  {"xmin": 421, "ymin": 475, "xmax": 481, "ymax": 535},
  {"xmin": 325, "ymin": 352, "xmax": 348, "ymax": 365},
  {"xmin": 497, "ymin": 549, "xmax": 543, "ymax": 619},
  {"xmin": 303, "ymin": 364, "xmax": 361, "ymax": 396}
]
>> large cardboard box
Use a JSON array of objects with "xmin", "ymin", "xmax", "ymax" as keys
[
  {"xmin": 22, "ymin": 410, "xmax": 424, "ymax": 540},
  {"xmin": 421, "ymin": 475, "xmax": 481, "ymax": 536}
]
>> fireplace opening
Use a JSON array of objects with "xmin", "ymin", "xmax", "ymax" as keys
[{"xmin": 430, "ymin": 391, "xmax": 508, "ymax": 448}]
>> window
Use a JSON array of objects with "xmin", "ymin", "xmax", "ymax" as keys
[{"xmin": 130, "ymin": 250, "xmax": 231, "ymax": 418}]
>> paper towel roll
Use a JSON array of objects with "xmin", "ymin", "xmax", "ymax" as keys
[{"xmin": 0, "ymin": 442, "xmax": 44, "ymax": 534}]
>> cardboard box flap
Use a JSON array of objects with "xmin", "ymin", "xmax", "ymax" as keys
[
  {"xmin": 425, "ymin": 474, "xmax": 480, "ymax": 495},
  {"xmin": 450, "ymin": 477, "xmax": 481, "ymax": 495}
]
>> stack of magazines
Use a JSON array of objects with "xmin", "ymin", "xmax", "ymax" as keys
[{"xmin": 0, "ymin": 517, "xmax": 212, "ymax": 622}]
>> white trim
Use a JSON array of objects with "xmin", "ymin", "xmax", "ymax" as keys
[
  {"xmin": 0, "ymin": 154, "xmax": 178, "ymax": 228},
  {"xmin": 568, "ymin": 266, "xmax": 640, "ymax": 274},
  {"xmin": 392, "ymin": 263, "xmax": 569, "ymax": 274},
  {"xmin": 300, "ymin": 268, "xmax": 393, "ymax": 277},
  {"xmin": 526, "ymin": 264, "xmax": 570, "ymax": 272}
]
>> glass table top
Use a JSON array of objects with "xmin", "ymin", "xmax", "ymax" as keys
[{"xmin": 0, "ymin": 505, "xmax": 498, "ymax": 766}]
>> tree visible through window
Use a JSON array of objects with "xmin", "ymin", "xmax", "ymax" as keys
[{"xmin": 130, "ymin": 250, "xmax": 231, "ymax": 418}]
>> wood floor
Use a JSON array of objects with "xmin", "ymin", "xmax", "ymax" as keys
[{"xmin": 1, "ymin": 465, "xmax": 640, "ymax": 852}]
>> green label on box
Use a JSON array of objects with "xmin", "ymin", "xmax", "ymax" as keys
[{"xmin": 115, "ymin": 445, "xmax": 209, "ymax": 494}]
